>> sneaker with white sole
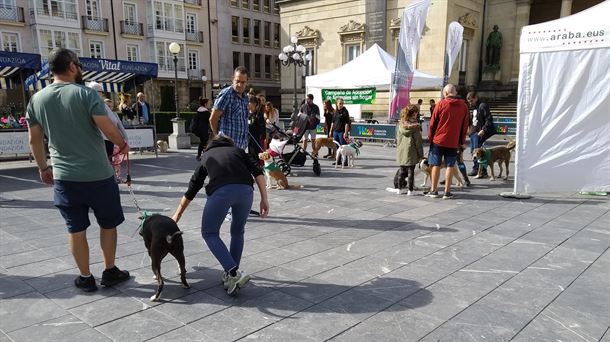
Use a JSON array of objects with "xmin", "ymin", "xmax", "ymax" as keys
[
  {"xmin": 221, "ymin": 272, "xmax": 229, "ymax": 289},
  {"xmin": 226, "ymin": 271, "xmax": 250, "ymax": 296},
  {"xmin": 385, "ymin": 187, "xmax": 400, "ymax": 194},
  {"xmin": 398, "ymin": 188, "xmax": 409, "ymax": 195},
  {"xmin": 443, "ymin": 192, "xmax": 454, "ymax": 199},
  {"xmin": 424, "ymin": 190, "xmax": 441, "ymax": 198},
  {"xmin": 407, "ymin": 190, "xmax": 414, "ymax": 196}
]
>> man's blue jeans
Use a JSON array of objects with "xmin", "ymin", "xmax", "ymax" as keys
[
  {"xmin": 201, "ymin": 184, "xmax": 253, "ymax": 272},
  {"xmin": 333, "ymin": 131, "xmax": 347, "ymax": 145}
]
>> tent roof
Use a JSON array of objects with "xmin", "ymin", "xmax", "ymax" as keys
[
  {"xmin": 520, "ymin": 1, "xmax": 610, "ymax": 54},
  {"xmin": 0, "ymin": 51, "xmax": 42, "ymax": 89},
  {"xmin": 305, "ymin": 43, "xmax": 442, "ymax": 90}
]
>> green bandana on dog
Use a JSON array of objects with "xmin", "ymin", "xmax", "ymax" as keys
[{"xmin": 477, "ymin": 149, "xmax": 492, "ymax": 168}]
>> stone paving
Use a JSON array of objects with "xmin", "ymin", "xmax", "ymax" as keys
[{"xmin": 0, "ymin": 143, "xmax": 608, "ymax": 342}]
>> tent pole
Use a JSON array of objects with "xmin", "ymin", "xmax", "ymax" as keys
[{"xmin": 150, "ymin": 77, "xmax": 158, "ymax": 157}]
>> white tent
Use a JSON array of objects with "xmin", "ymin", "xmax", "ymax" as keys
[
  {"xmin": 305, "ymin": 43, "xmax": 442, "ymax": 90},
  {"xmin": 515, "ymin": 1, "xmax": 610, "ymax": 193}
]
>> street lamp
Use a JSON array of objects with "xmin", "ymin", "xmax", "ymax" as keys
[
  {"xmin": 168, "ymin": 42, "xmax": 181, "ymax": 118},
  {"xmin": 201, "ymin": 75, "xmax": 208, "ymax": 97},
  {"xmin": 278, "ymin": 36, "xmax": 312, "ymax": 117}
]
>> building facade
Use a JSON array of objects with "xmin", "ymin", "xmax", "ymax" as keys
[
  {"xmin": 215, "ymin": 0, "xmax": 282, "ymax": 104},
  {"xmin": 276, "ymin": 0, "xmax": 603, "ymax": 117},
  {"xmin": 0, "ymin": 0, "xmax": 219, "ymax": 111}
]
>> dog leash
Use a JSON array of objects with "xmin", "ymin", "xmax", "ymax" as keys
[{"xmin": 112, "ymin": 148, "xmax": 148, "ymax": 237}]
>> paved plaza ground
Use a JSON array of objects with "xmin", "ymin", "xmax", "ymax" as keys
[{"xmin": 1, "ymin": 143, "xmax": 609, "ymax": 342}]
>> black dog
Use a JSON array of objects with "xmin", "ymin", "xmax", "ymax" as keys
[{"xmin": 140, "ymin": 214, "xmax": 190, "ymax": 301}]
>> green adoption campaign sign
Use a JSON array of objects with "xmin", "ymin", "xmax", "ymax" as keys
[{"xmin": 321, "ymin": 88, "xmax": 376, "ymax": 104}]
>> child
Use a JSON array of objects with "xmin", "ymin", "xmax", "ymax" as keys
[{"xmin": 388, "ymin": 105, "xmax": 424, "ymax": 195}]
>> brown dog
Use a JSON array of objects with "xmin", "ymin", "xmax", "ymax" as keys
[
  {"xmin": 311, "ymin": 137, "xmax": 339, "ymax": 158},
  {"xmin": 473, "ymin": 140, "xmax": 516, "ymax": 181}
]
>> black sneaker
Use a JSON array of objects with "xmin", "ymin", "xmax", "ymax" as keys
[
  {"xmin": 425, "ymin": 190, "xmax": 441, "ymax": 198},
  {"xmin": 443, "ymin": 192, "xmax": 454, "ymax": 199},
  {"xmin": 100, "ymin": 266, "xmax": 130, "ymax": 287},
  {"xmin": 74, "ymin": 275, "xmax": 98, "ymax": 292}
]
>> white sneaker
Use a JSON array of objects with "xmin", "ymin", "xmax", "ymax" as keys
[
  {"xmin": 398, "ymin": 188, "xmax": 409, "ymax": 195},
  {"xmin": 385, "ymin": 187, "xmax": 399, "ymax": 194},
  {"xmin": 226, "ymin": 271, "xmax": 250, "ymax": 296},
  {"xmin": 407, "ymin": 190, "xmax": 414, "ymax": 196}
]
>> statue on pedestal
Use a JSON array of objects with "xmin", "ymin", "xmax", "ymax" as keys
[{"xmin": 486, "ymin": 25, "xmax": 502, "ymax": 68}]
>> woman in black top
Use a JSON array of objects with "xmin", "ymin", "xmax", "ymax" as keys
[
  {"xmin": 247, "ymin": 96, "xmax": 266, "ymax": 163},
  {"xmin": 119, "ymin": 93, "xmax": 135, "ymax": 122},
  {"xmin": 192, "ymin": 97, "xmax": 211, "ymax": 161},
  {"xmin": 323, "ymin": 99, "xmax": 335, "ymax": 158},
  {"xmin": 172, "ymin": 135, "xmax": 269, "ymax": 296}
]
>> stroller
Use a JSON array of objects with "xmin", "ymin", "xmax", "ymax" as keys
[{"xmin": 268, "ymin": 116, "xmax": 321, "ymax": 177}]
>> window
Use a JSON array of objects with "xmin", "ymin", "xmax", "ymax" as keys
[
  {"xmin": 274, "ymin": 0, "xmax": 279, "ymax": 15},
  {"xmin": 153, "ymin": 1, "xmax": 184, "ymax": 33},
  {"xmin": 126, "ymin": 44, "xmax": 139, "ymax": 61},
  {"xmin": 253, "ymin": 20, "xmax": 260, "ymax": 45},
  {"xmin": 252, "ymin": 0, "xmax": 260, "ymax": 11},
  {"xmin": 273, "ymin": 23, "xmax": 280, "ymax": 48},
  {"xmin": 345, "ymin": 44, "xmax": 360, "ymax": 62},
  {"xmin": 89, "ymin": 40, "xmax": 103, "ymax": 58},
  {"xmin": 254, "ymin": 54, "xmax": 261, "ymax": 78},
  {"xmin": 155, "ymin": 41, "xmax": 185, "ymax": 72},
  {"xmin": 231, "ymin": 16, "xmax": 239, "ymax": 43},
  {"xmin": 123, "ymin": 2, "xmax": 136, "ymax": 24},
  {"xmin": 232, "ymin": 51, "xmax": 240, "ymax": 70},
  {"xmin": 36, "ymin": 0, "xmax": 78, "ymax": 20},
  {"xmin": 242, "ymin": 17, "xmax": 250, "ymax": 44},
  {"xmin": 304, "ymin": 48, "xmax": 314, "ymax": 76},
  {"xmin": 273, "ymin": 56, "xmax": 280, "ymax": 79},
  {"xmin": 186, "ymin": 13, "xmax": 196, "ymax": 33},
  {"xmin": 0, "ymin": 0, "xmax": 16, "ymax": 9},
  {"xmin": 38, "ymin": 29, "xmax": 80, "ymax": 57},
  {"xmin": 264, "ymin": 55, "xmax": 271, "ymax": 78},
  {"xmin": 241, "ymin": 0, "xmax": 249, "ymax": 10},
  {"xmin": 86, "ymin": 0, "xmax": 101, "ymax": 19},
  {"xmin": 188, "ymin": 50, "xmax": 198, "ymax": 70},
  {"xmin": 263, "ymin": 0, "xmax": 270, "ymax": 13},
  {"xmin": 230, "ymin": 0, "xmax": 238, "ymax": 7},
  {"xmin": 263, "ymin": 21, "xmax": 271, "ymax": 47},
  {"xmin": 1, "ymin": 32, "xmax": 19, "ymax": 52},
  {"xmin": 243, "ymin": 52, "xmax": 251, "ymax": 71}
]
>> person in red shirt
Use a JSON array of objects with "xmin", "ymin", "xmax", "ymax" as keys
[{"xmin": 425, "ymin": 84, "xmax": 469, "ymax": 199}]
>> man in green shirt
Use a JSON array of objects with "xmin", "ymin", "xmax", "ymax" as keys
[{"xmin": 26, "ymin": 48, "xmax": 131, "ymax": 292}]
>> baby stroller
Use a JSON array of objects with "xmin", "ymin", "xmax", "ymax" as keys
[{"xmin": 268, "ymin": 117, "xmax": 321, "ymax": 177}]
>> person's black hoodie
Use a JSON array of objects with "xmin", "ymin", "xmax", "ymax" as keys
[{"xmin": 185, "ymin": 138, "xmax": 263, "ymax": 198}]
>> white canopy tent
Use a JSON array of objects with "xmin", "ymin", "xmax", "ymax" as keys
[
  {"xmin": 305, "ymin": 43, "xmax": 442, "ymax": 120},
  {"xmin": 514, "ymin": 1, "xmax": 610, "ymax": 194}
]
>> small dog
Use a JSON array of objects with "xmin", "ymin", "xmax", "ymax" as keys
[
  {"xmin": 418, "ymin": 158, "xmax": 464, "ymax": 188},
  {"xmin": 157, "ymin": 140, "xmax": 169, "ymax": 153},
  {"xmin": 335, "ymin": 140, "xmax": 363, "ymax": 168},
  {"xmin": 311, "ymin": 137, "xmax": 340, "ymax": 158},
  {"xmin": 140, "ymin": 214, "xmax": 190, "ymax": 301},
  {"xmin": 473, "ymin": 140, "xmax": 516, "ymax": 181},
  {"xmin": 259, "ymin": 151, "xmax": 291, "ymax": 189}
]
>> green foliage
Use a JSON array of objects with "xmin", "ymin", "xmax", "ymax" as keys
[
  {"xmin": 152, "ymin": 112, "xmax": 197, "ymax": 134},
  {"xmin": 160, "ymin": 86, "xmax": 176, "ymax": 112}
]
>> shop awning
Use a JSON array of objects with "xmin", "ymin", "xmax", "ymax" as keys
[
  {"xmin": 0, "ymin": 51, "xmax": 41, "ymax": 89},
  {"xmin": 25, "ymin": 57, "xmax": 158, "ymax": 93}
]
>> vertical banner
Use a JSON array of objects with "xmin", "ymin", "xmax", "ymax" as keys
[
  {"xmin": 389, "ymin": 0, "xmax": 432, "ymax": 121},
  {"xmin": 443, "ymin": 21, "xmax": 464, "ymax": 86}
]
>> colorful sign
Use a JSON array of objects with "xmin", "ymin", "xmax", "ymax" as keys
[
  {"xmin": 494, "ymin": 116, "xmax": 517, "ymax": 136},
  {"xmin": 349, "ymin": 123, "xmax": 396, "ymax": 140},
  {"xmin": 321, "ymin": 88, "xmax": 377, "ymax": 104}
]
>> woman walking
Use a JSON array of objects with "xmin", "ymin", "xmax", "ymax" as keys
[
  {"xmin": 192, "ymin": 97, "xmax": 211, "ymax": 161},
  {"xmin": 172, "ymin": 135, "xmax": 269, "ymax": 296}
]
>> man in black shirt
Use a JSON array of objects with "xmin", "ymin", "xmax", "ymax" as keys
[{"xmin": 300, "ymin": 94, "xmax": 320, "ymax": 152}]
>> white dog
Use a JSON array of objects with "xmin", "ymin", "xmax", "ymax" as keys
[
  {"xmin": 157, "ymin": 140, "xmax": 169, "ymax": 153},
  {"xmin": 335, "ymin": 140, "xmax": 363, "ymax": 169}
]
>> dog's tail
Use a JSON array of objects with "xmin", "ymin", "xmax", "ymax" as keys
[
  {"xmin": 333, "ymin": 140, "xmax": 341, "ymax": 148},
  {"xmin": 166, "ymin": 231, "xmax": 183, "ymax": 244},
  {"xmin": 506, "ymin": 140, "xmax": 516, "ymax": 151}
]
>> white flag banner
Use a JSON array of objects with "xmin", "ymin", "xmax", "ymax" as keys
[
  {"xmin": 445, "ymin": 21, "xmax": 464, "ymax": 78},
  {"xmin": 389, "ymin": 0, "xmax": 432, "ymax": 120},
  {"xmin": 401, "ymin": 0, "xmax": 432, "ymax": 71}
]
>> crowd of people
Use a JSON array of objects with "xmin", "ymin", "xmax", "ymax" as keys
[{"xmin": 26, "ymin": 47, "xmax": 496, "ymax": 297}]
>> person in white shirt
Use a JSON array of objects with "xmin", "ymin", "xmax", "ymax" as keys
[{"xmin": 87, "ymin": 82, "xmax": 127, "ymax": 160}]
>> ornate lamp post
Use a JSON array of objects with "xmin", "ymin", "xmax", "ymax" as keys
[
  {"xmin": 201, "ymin": 75, "xmax": 208, "ymax": 97},
  {"xmin": 168, "ymin": 42, "xmax": 181, "ymax": 118},
  {"xmin": 167, "ymin": 42, "xmax": 190, "ymax": 149},
  {"xmin": 278, "ymin": 36, "xmax": 312, "ymax": 117}
]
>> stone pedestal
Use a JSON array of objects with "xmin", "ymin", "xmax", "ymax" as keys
[
  {"xmin": 480, "ymin": 67, "xmax": 502, "ymax": 87},
  {"xmin": 168, "ymin": 117, "xmax": 191, "ymax": 149}
]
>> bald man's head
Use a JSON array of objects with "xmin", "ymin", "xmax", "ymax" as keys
[{"xmin": 443, "ymin": 84, "xmax": 457, "ymax": 97}]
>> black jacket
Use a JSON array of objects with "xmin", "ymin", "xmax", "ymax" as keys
[
  {"xmin": 184, "ymin": 139, "xmax": 263, "ymax": 198},
  {"xmin": 472, "ymin": 100, "xmax": 496, "ymax": 142},
  {"xmin": 131, "ymin": 101, "xmax": 153, "ymax": 125}
]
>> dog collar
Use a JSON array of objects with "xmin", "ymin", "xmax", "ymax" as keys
[{"xmin": 138, "ymin": 210, "xmax": 161, "ymax": 235}]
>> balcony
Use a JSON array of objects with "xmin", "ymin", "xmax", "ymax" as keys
[
  {"xmin": 121, "ymin": 21, "xmax": 144, "ymax": 36},
  {"xmin": 188, "ymin": 68, "xmax": 203, "ymax": 80},
  {"xmin": 82, "ymin": 16, "xmax": 109, "ymax": 33},
  {"xmin": 0, "ymin": 6, "xmax": 24, "ymax": 23},
  {"xmin": 186, "ymin": 31, "xmax": 203, "ymax": 43},
  {"xmin": 31, "ymin": 7, "xmax": 78, "ymax": 20},
  {"xmin": 184, "ymin": 0, "xmax": 202, "ymax": 5}
]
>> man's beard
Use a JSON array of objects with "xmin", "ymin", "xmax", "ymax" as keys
[{"xmin": 75, "ymin": 70, "xmax": 84, "ymax": 85}]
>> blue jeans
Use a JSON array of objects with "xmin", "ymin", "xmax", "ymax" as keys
[
  {"xmin": 470, "ymin": 132, "xmax": 483, "ymax": 170},
  {"xmin": 333, "ymin": 131, "xmax": 347, "ymax": 145},
  {"xmin": 201, "ymin": 184, "xmax": 253, "ymax": 272}
]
